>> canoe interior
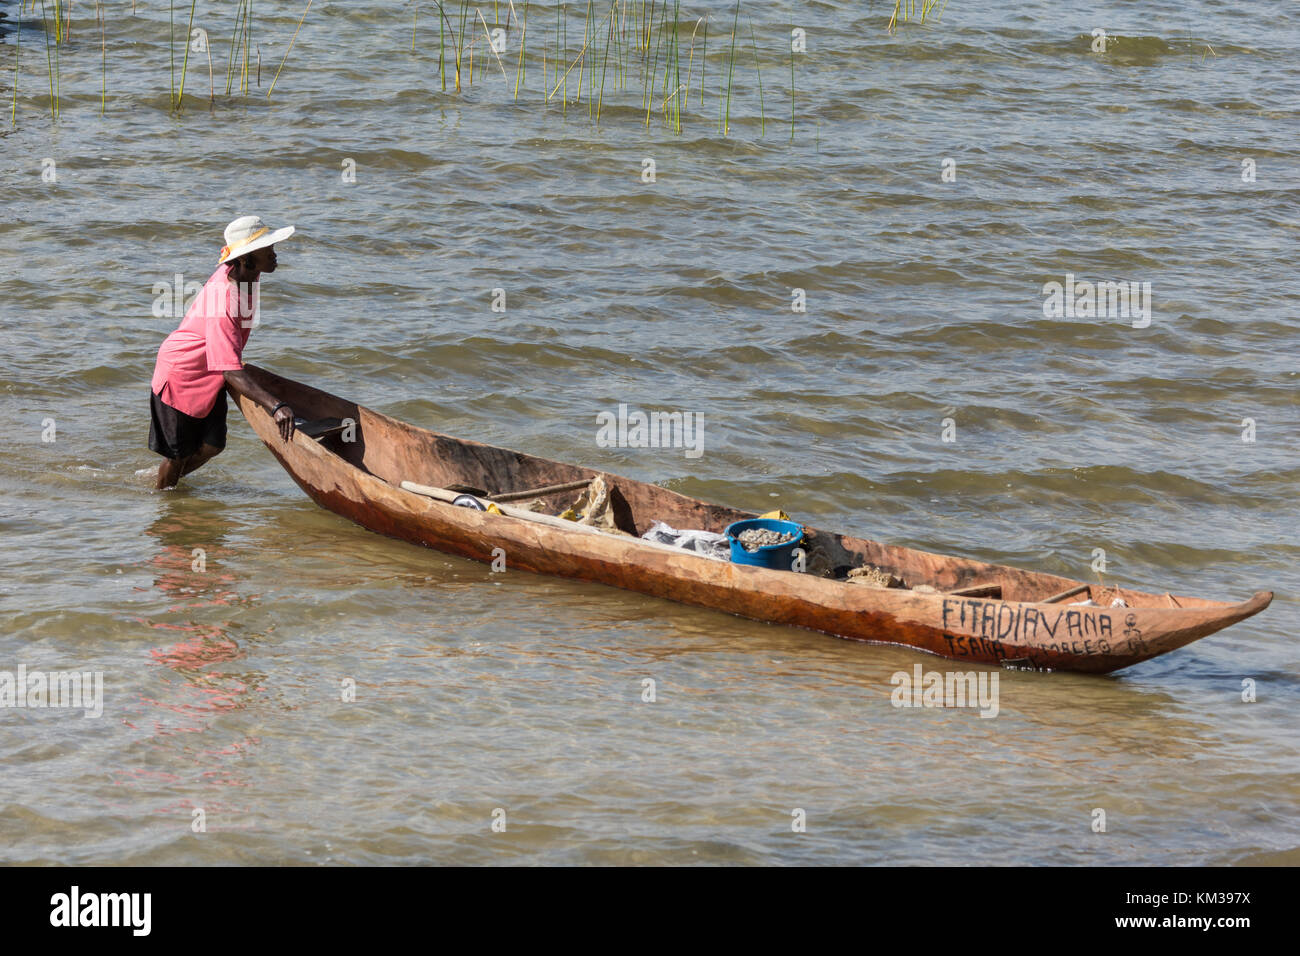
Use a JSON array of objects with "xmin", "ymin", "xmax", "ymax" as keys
[{"xmin": 242, "ymin": 366, "xmax": 1237, "ymax": 614}]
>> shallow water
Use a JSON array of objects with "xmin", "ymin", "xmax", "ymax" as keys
[{"xmin": 1, "ymin": 0, "xmax": 1297, "ymax": 865}]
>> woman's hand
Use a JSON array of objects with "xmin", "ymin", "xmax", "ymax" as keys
[{"xmin": 273, "ymin": 405, "xmax": 296, "ymax": 442}]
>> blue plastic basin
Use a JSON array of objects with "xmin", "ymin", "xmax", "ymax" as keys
[{"xmin": 724, "ymin": 518, "xmax": 804, "ymax": 570}]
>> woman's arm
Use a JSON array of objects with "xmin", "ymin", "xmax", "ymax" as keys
[{"xmin": 224, "ymin": 369, "xmax": 296, "ymax": 441}]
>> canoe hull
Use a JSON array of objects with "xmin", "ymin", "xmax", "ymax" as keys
[{"xmin": 229, "ymin": 367, "xmax": 1272, "ymax": 675}]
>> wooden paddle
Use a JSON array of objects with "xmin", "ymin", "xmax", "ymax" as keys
[
  {"xmin": 401, "ymin": 481, "xmax": 610, "ymax": 536},
  {"xmin": 1038, "ymin": 583, "xmax": 1091, "ymax": 604},
  {"xmin": 441, "ymin": 478, "xmax": 593, "ymax": 502},
  {"xmin": 488, "ymin": 478, "xmax": 592, "ymax": 503}
]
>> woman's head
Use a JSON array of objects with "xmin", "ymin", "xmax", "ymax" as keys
[
  {"xmin": 218, "ymin": 215, "xmax": 294, "ymax": 275},
  {"xmin": 228, "ymin": 244, "xmax": 278, "ymax": 279}
]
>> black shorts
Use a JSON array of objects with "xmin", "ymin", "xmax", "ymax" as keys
[{"xmin": 148, "ymin": 388, "xmax": 227, "ymax": 460}]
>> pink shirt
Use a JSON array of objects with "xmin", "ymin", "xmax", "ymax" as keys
[{"xmin": 151, "ymin": 264, "xmax": 257, "ymax": 417}]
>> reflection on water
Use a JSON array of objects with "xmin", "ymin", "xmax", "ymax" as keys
[
  {"xmin": 139, "ymin": 500, "xmax": 259, "ymax": 721},
  {"xmin": 107, "ymin": 501, "xmax": 265, "ymax": 834}
]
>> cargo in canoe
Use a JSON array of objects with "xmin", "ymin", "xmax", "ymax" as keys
[{"xmin": 229, "ymin": 366, "xmax": 1271, "ymax": 675}]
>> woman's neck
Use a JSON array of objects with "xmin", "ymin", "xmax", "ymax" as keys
[{"xmin": 228, "ymin": 263, "xmax": 260, "ymax": 285}]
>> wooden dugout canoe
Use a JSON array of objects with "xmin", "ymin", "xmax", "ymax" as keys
[{"xmin": 230, "ymin": 366, "xmax": 1271, "ymax": 674}]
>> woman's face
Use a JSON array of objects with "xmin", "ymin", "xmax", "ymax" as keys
[{"xmin": 245, "ymin": 245, "xmax": 278, "ymax": 273}]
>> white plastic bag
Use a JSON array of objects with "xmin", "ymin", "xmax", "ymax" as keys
[{"xmin": 642, "ymin": 521, "xmax": 730, "ymax": 561}]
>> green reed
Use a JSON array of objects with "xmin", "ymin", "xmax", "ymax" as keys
[
  {"xmin": 514, "ymin": 0, "xmax": 528, "ymax": 99},
  {"xmin": 669, "ymin": 0, "xmax": 681, "ymax": 132},
  {"xmin": 595, "ymin": 0, "xmax": 612, "ymax": 121},
  {"xmin": 438, "ymin": 2, "xmax": 447, "ymax": 90},
  {"xmin": 580, "ymin": 0, "xmax": 590, "ymax": 114},
  {"xmin": 243, "ymin": 0, "xmax": 253, "ymax": 94},
  {"xmin": 174, "ymin": 0, "xmax": 198, "ymax": 112},
  {"xmin": 681, "ymin": 15, "xmax": 698, "ymax": 106},
  {"xmin": 889, "ymin": 0, "xmax": 947, "ymax": 32},
  {"xmin": 642, "ymin": 0, "xmax": 662, "ymax": 121},
  {"xmin": 698, "ymin": 13, "xmax": 706, "ymax": 107},
  {"xmin": 97, "ymin": 0, "xmax": 107, "ymax": 115},
  {"xmin": 5, "ymin": 0, "xmax": 823, "ymax": 140},
  {"xmin": 479, "ymin": 7, "xmax": 507, "ymax": 79},
  {"xmin": 39, "ymin": 0, "xmax": 58, "ymax": 120},
  {"xmin": 747, "ymin": 14, "xmax": 763, "ymax": 135},
  {"xmin": 462, "ymin": 0, "xmax": 473, "ymax": 91},
  {"xmin": 225, "ymin": 0, "xmax": 245, "ymax": 94},
  {"xmin": 646, "ymin": 0, "xmax": 661, "ymax": 100},
  {"xmin": 268, "ymin": 0, "xmax": 314, "ymax": 98},
  {"xmin": 221, "ymin": 0, "xmax": 261, "ymax": 96},
  {"xmin": 430, "ymin": 0, "xmax": 463, "ymax": 92},
  {"xmin": 788, "ymin": 14, "xmax": 794, "ymax": 141},
  {"xmin": 592, "ymin": 0, "xmax": 600, "ymax": 102},
  {"xmin": 10, "ymin": 0, "xmax": 20, "ymax": 124},
  {"xmin": 720, "ymin": 0, "xmax": 737, "ymax": 135}
]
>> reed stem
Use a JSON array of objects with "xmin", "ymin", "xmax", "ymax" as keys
[
  {"xmin": 548, "ymin": 2, "xmax": 613, "ymax": 102},
  {"xmin": 98, "ymin": 0, "xmax": 107, "ymax": 115},
  {"xmin": 514, "ymin": 0, "xmax": 528, "ymax": 100},
  {"xmin": 642, "ymin": 0, "xmax": 664, "ymax": 123},
  {"xmin": 456, "ymin": 0, "xmax": 468, "ymax": 91},
  {"xmin": 177, "ymin": 0, "xmax": 197, "ymax": 111},
  {"xmin": 226, "ymin": 0, "xmax": 245, "ymax": 96},
  {"xmin": 683, "ymin": 15, "xmax": 700, "ymax": 108},
  {"xmin": 477, "ymin": 8, "xmax": 507, "ymax": 77},
  {"xmin": 722, "ymin": 0, "xmax": 738, "ymax": 135},
  {"xmin": 40, "ymin": 0, "xmax": 57, "ymax": 121},
  {"xmin": 789, "ymin": 15, "xmax": 795, "ymax": 141},
  {"xmin": 580, "ymin": 0, "xmax": 591, "ymax": 112},
  {"xmin": 268, "ymin": 0, "xmax": 313, "ymax": 98},
  {"xmin": 596, "ymin": 0, "xmax": 613, "ymax": 123},
  {"xmin": 11, "ymin": 0, "xmax": 21, "ymax": 125},
  {"xmin": 437, "ymin": 0, "xmax": 447, "ymax": 91},
  {"xmin": 242, "ymin": 0, "xmax": 253, "ymax": 95},
  {"xmin": 205, "ymin": 22, "xmax": 214, "ymax": 110},
  {"xmin": 698, "ymin": 14, "xmax": 706, "ymax": 108},
  {"xmin": 672, "ymin": 0, "xmax": 681, "ymax": 131}
]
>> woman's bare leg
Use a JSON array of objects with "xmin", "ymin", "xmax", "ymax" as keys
[
  {"xmin": 156, "ymin": 457, "xmax": 185, "ymax": 489},
  {"xmin": 155, "ymin": 444, "xmax": 222, "ymax": 489},
  {"xmin": 180, "ymin": 443, "xmax": 223, "ymax": 476}
]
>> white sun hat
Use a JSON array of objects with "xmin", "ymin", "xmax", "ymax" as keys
[{"xmin": 218, "ymin": 215, "xmax": 295, "ymax": 264}]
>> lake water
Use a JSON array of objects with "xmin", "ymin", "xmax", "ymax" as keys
[{"xmin": 1, "ymin": 0, "xmax": 1296, "ymax": 865}]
